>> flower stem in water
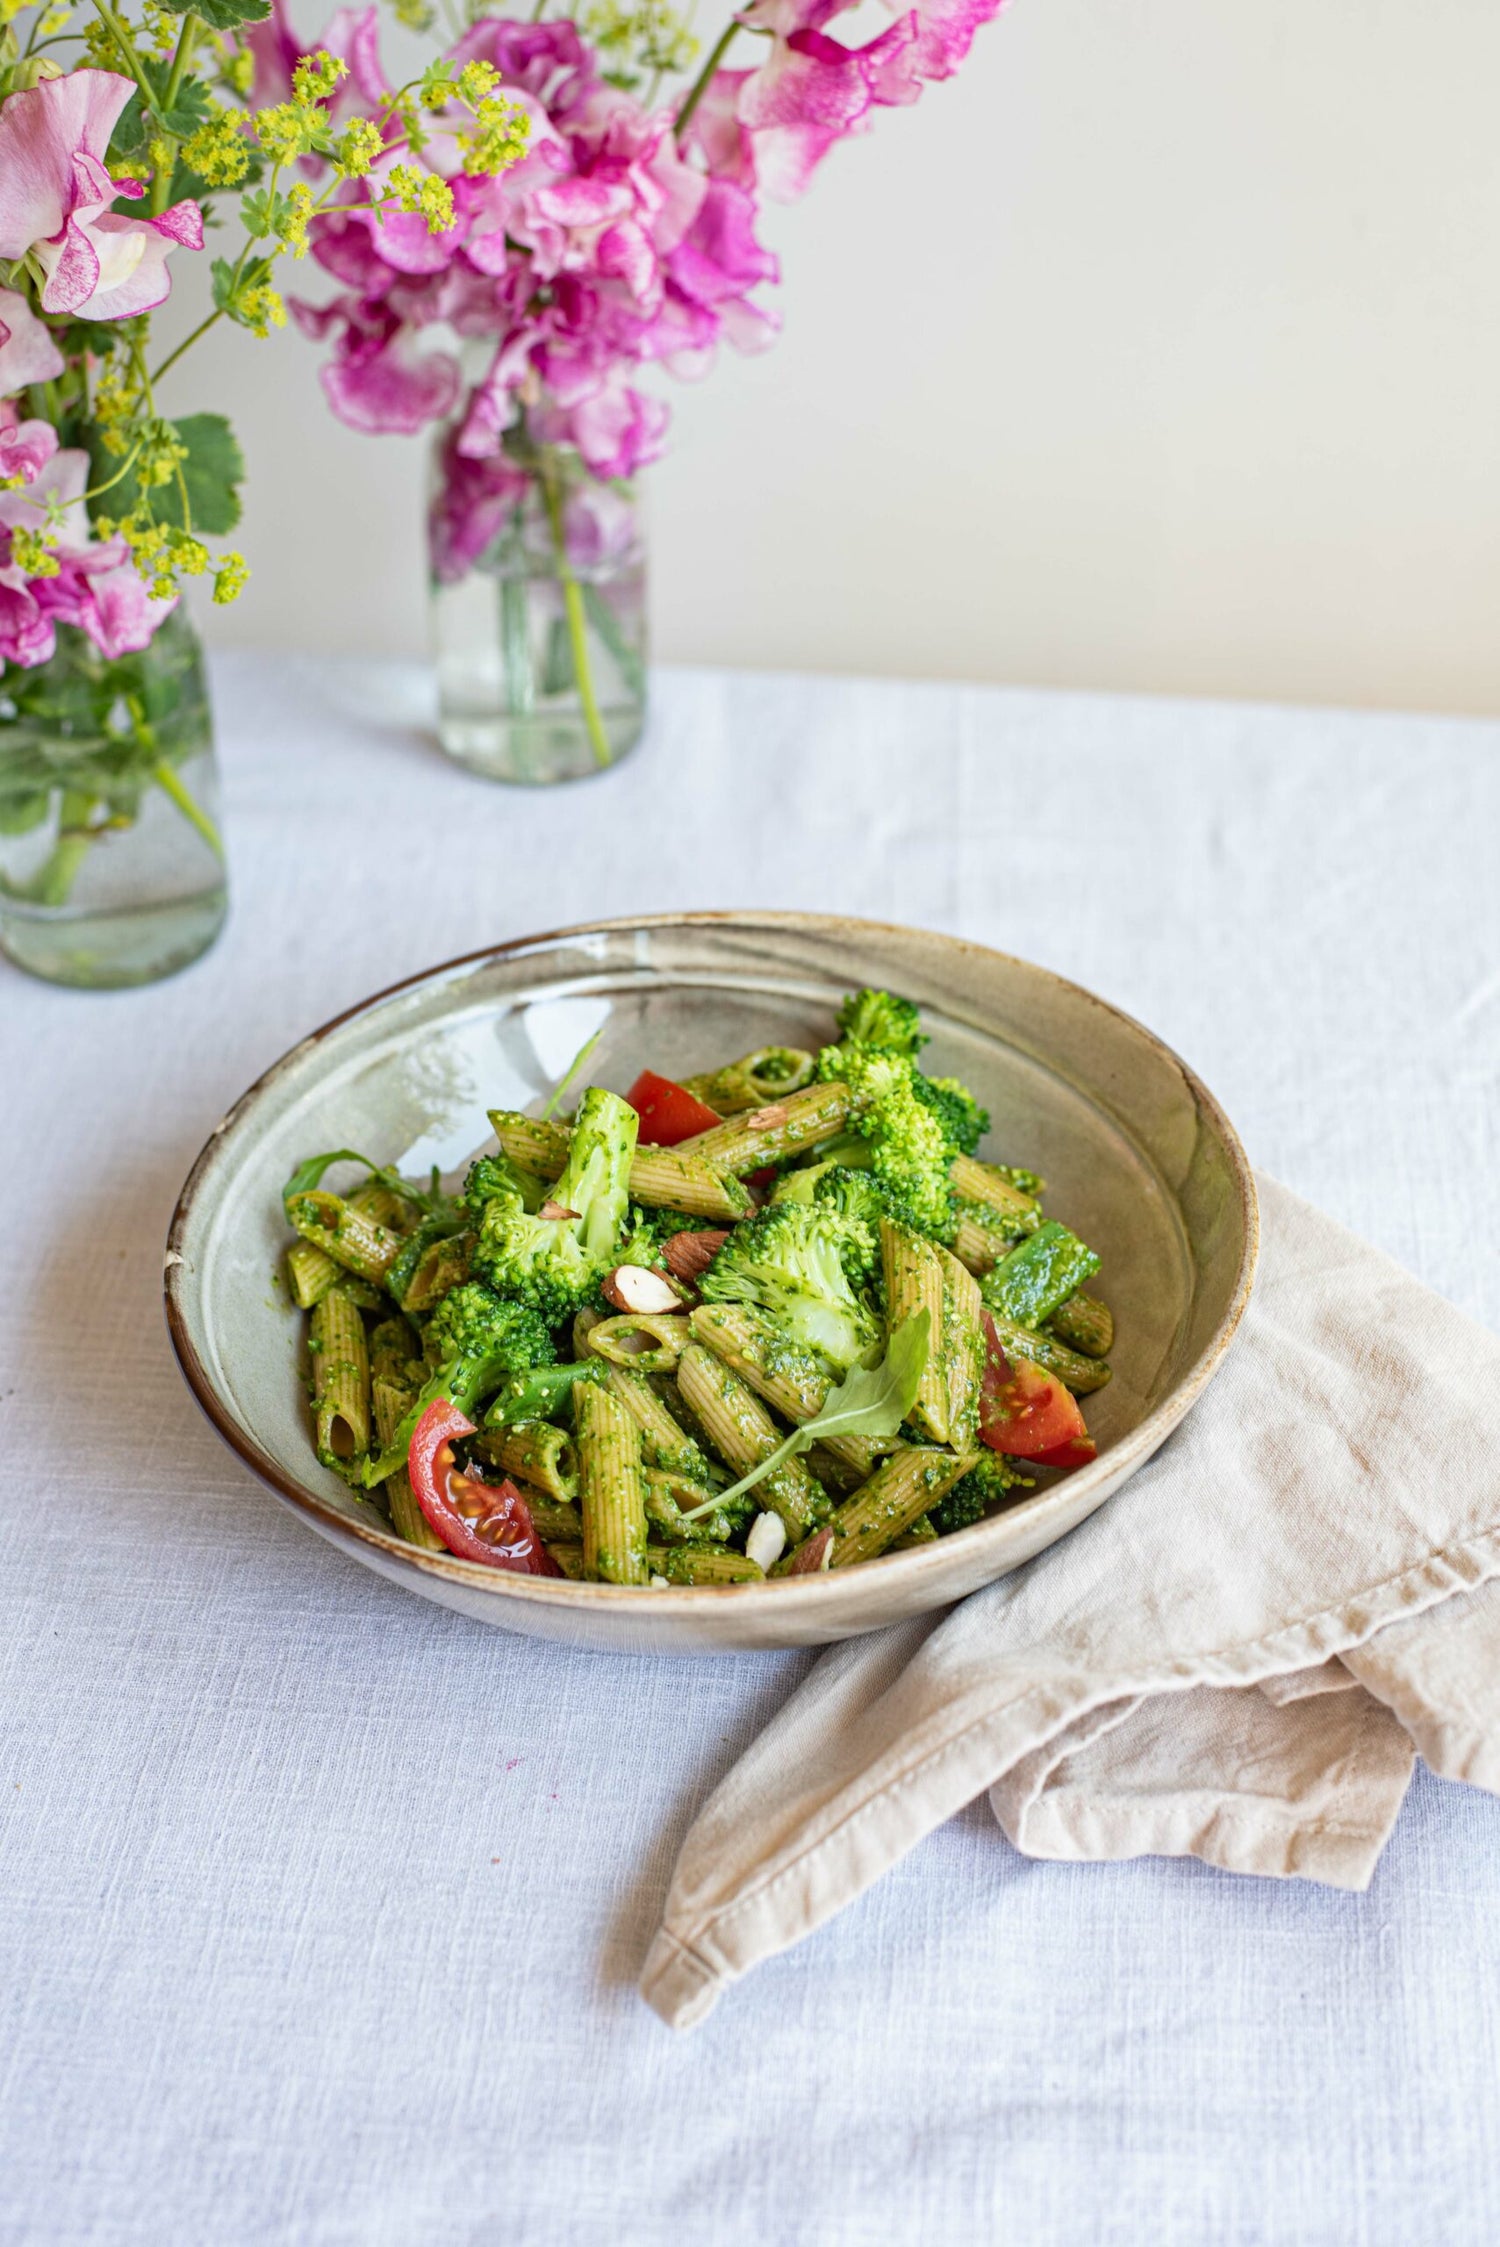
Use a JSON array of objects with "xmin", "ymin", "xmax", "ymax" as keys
[{"xmin": 539, "ymin": 455, "xmax": 612, "ymax": 771}]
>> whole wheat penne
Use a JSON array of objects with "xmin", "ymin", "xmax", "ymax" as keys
[
  {"xmin": 574, "ymin": 1382, "xmax": 649, "ymax": 1584},
  {"xmin": 1050, "ymin": 1291, "xmax": 1114, "ymax": 1359},
  {"xmin": 371, "ymin": 1371, "xmax": 444, "ymax": 1551},
  {"xmin": 310, "ymin": 1288, "xmax": 370, "ymax": 1464},
  {"xmin": 490, "ymin": 1111, "xmax": 750, "ymax": 1222},
  {"xmin": 476, "ymin": 1420, "xmax": 579, "ymax": 1503},
  {"xmin": 986, "ymin": 1313, "xmax": 1112, "ymax": 1395},
  {"xmin": 646, "ymin": 1546, "xmax": 764, "ymax": 1585},
  {"xmin": 519, "ymin": 1493, "xmax": 584, "ymax": 1544},
  {"xmin": 936, "ymin": 1244, "xmax": 985, "ymax": 1452},
  {"xmin": 288, "ymin": 1191, "xmax": 403, "ymax": 1287},
  {"xmin": 880, "ymin": 1219, "xmax": 950, "ymax": 1444},
  {"xmin": 677, "ymin": 1081, "xmax": 851, "ymax": 1175},
  {"xmin": 680, "ymin": 1047, "xmax": 817, "ymax": 1115},
  {"xmin": 688, "ymin": 1301, "xmax": 894, "ymax": 1479},
  {"xmin": 826, "ymin": 1447, "xmax": 979, "ymax": 1569},
  {"xmin": 675, "ymin": 1342, "xmax": 826, "ymax": 1538},
  {"xmin": 950, "ymin": 1154, "xmax": 1042, "ymax": 1232},
  {"xmin": 585, "ymin": 1312, "xmax": 691, "ymax": 1371}
]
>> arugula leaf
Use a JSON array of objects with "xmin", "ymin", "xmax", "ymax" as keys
[
  {"xmin": 541, "ymin": 1028, "xmax": 603, "ymax": 1120},
  {"xmin": 681, "ymin": 1311, "xmax": 932, "ymax": 1519},
  {"xmin": 280, "ymin": 1149, "xmax": 445, "ymax": 1218}
]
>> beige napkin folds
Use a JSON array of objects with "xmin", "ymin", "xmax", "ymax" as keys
[{"xmin": 641, "ymin": 1176, "xmax": 1500, "ymax": 2030}]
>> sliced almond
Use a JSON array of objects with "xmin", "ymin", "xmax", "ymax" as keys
[
  {"xmin": 602, "ymin": 1264, "xmax": 684, "ymax": 1315},
  {"xmin": 539, "ymin": 1201, "xmax": 581, "ymax": 1222},
  {"xmin": 745, "ymin": 1511, "xmax": 787, "ymax": 1573},
  {"xmin": 786, "ymin": 1526, "xmax": 834, "ymax": 1576},
  {"xmin": 661, "ymin": 1229, "xmax": 730, "ymax": 1282}
]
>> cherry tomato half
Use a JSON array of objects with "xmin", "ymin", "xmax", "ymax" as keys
[
  {"xmin": 1029, "ymin": 1433, "xmax": 1099, "ymax": 1471},
  {"xmin": 978, "ymin": 1313, "xmax": 1090, "ymax": 1460},
  {"xmin": 624, "ymin": 1069, "xmax": 723, "ymax": 1146},
  {"xmin": 408, "ymin": 1397, "xmax": 561, "ymax": 1574}
]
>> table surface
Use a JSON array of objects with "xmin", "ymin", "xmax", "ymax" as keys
[{"xmin": 4, "ymin": 659, "xmax": 1499, "ymax": 2247}]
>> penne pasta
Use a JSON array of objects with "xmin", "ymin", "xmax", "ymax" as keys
[
  {"xmin": 880, "ymin": 1219, "xmax": 950, "ymax": 1444},
  {"xmin": 677, "ymin": 1080, "xmax": 851, "ymax": 1176},
  {"xmin": 287, "ymin": 1189, "xmax": 403, "ymax": 1287},
  {"xmin": 490, "ymin": 1111, "xmax": 750, "ymax": 1222},
  {"xmin": 574, "ymin": 1382, "xmax": 649, "ymax": 1585},
  {"xmin": 675, "ymin": 1342, "xmax": 826, "ymax": 1538},
  {"xmin": 826, "ymin": 1447, "xmax": 979, "ymax": 1569},
  {"xmin": 310, "ymin": 1288, "xmax": 371, "ymax": 1464}
]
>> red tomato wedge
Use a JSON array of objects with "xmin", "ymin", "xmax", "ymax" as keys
[
  {"xmin": 978, "ymin": 1313, "xmax": 1090, "ymax": 1461},
  {"xmin": 408, "ymin": 1398, "xmax": 561, "ymax": 1574},
  {"xmin": 1029, "ymin": 1434, "xmax": 1099, "ymax": 1471},
  {"xmin": 624, "ymin": 1069, "xmax": 723, "ymax": 1145}
]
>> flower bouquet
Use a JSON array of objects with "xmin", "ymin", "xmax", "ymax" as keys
[
  {"xmin": 0, "ymin": 5, "xmax": 528, "ymax": 982},
  {"xmin": 288, "ymin": 0, "xmax": 1008, "ymax": 783}
]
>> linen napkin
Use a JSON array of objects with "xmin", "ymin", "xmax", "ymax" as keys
[{"xmin": 640, "ymin": 1175, "xmax": 1500, "ymax": 2031}]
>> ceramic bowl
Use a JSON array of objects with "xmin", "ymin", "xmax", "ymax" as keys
[{"xmin": 165, "ymin": 913, "xmax": 1258, "ymax": 1653}]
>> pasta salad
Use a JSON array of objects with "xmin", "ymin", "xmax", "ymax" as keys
[{"xmin": 278, "ymin": 989, "xmax": 1114, "ymax": 1585}]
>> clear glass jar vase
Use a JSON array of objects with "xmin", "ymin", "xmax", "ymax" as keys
[
  {"xmin": 0, "ymin": 608, "xmax": 227, "ymax": 989},
  {"xmin": 429, "ymin": 436, "xmax": 647, "ymax": 785}
]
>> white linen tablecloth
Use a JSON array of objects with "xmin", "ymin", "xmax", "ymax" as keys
[{"xmin": 2, "ymin": 658, "xmax": 1498, "ymax": 2247}]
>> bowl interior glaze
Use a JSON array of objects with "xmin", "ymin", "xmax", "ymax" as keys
[{"xmin": 166, "ymin": 914, "xmax": 1258, "ymax": 1653}]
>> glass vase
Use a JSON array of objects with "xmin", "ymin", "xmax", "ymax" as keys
[
  {"xmin": 429, "ymin": 439, "xmax": 647, "ymax": 785},
  {"xmin": 0, "ymin": 608, "xmax": 227, "ymax": 989}
]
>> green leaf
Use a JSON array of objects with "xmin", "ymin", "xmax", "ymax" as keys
[
  {"xmin": 90, "ymin": 413, "xmax": 245, "ymax": 537},
  {"xmin": 541, "ymin": 1029, "xmax": 602, "ymax": 1120},
  {"xmin": 280, "ymin": 1149, "xmax": 443, "ymax": 1217},
  {"xmin": 681, "ymin": 1311, "xmax": 933, "ymax": 1519},
  {"xmin": 170, "ymin": 413, "xmax": 244, "ymax": 535},
  {"xmin": 160, "ymin": 0, "xmax": 272, "ymax": 27},
  {"xmin": 106, "ymin": 65, "xmax": 212, "ymax": 146}
]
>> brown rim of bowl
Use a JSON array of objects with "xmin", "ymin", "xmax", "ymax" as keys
[{"xmin": 163, "ymin": 909, "xmax": 1261, "ymax": 1612}]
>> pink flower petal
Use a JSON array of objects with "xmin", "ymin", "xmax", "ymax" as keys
[
  {"xmin": 0, "ymin": 286, "xmax": 64, "ymax": 389},
  {"xmin": 36, "ymin": 215, "xmax": 100, "ymax": 317},
  {"xmin": 0, "ymin": 69, "xmax": 133, "ymax": 258},
  {"xmin": 321, "ymin": 337, "xmax": 460, "ymax": 434}
]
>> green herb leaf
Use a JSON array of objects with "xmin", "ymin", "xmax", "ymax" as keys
[
  {"xmin": 160, "ymin": 0, "xmax": 272, "ymax": 28},
  {"xmin": 541, "ymin": 1028, "xmax": 603, "ymax": 1120},
  {"xmin": 280, "ymin": 1150, "xmax": 443, "ymax": 1217},
  {"xmin": 681, "ymin": 1311, "xmax": 932, "ymax": 1519},
  {"xmin": 88, "ymin": 412, "xmax": 245, "ymax": 537}
]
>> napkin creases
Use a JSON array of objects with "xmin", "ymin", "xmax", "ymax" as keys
[{"xmin": 641, "ymin": 1175, "xmax": 1500, "ymax": 2030}]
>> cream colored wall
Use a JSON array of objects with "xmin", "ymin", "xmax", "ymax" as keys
[{"xmin": 182, "ymin": 0, "xmax": 1500, "ymax": 713}]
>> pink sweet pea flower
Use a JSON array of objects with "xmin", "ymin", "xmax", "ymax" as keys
[
  {"xmin": 0, "ymin": 285, "xmax": 65, "ymax": 393},
  {"xmin": 0, "ymin": 70, "xmax": 203, "ymax": 321},
  {"xmin": 0, "ymin": 445, "xmax": 172, "ymax": 667},
  {"xmin": 734, "ymin": 0, "xmax": 1007, "ymax": 197},
  {"xmin": 291, "ymin": 294, "xmax": 461, "ymax": 434},
  {"xmin": 428, "ymin": 432, "xmax": 531, "ymax": 583},
  {"xmin": 0, "ymin": 403, "xmax": 59, "ymax": 486}
]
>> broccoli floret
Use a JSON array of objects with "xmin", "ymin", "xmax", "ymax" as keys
[
  {"xmin": 914, "ymin": 1073, "xmax": 989, "ymax": 1158},
  {"xmin": 464, "ymin": 1152, "xmax": 544, "ymax": 1216},
  {"xmin": 930, "ymin": 1452, "xmax": 1033, "ymax": 1536},
  {"xmin": 835, "ymin": 987, "xmax": 927, "ymax": 1059},
  {"xmin": 817, "ymin": 1042, "xmax": 958, "ymax": 1242},
  {"xmin": 614, "ymin": 1204, "xmax": 688, "ymax": 1272},
  {"xmin": 423, "ymin": 1282, "xmax": 557, "ymax": 1376},
  {"xmin": 361, "ymin": 1286, "xmax": 560, "ymax": 1486},
  {"xmin": 471, "ymin": 1086, "xmax": 638, "ymax": 1324},
  {"xmin": 769, "ymin": 1163, "xmax": 889, "ymax": 1284},
  {"xmin": 698, "ymin": 1201, "xmax": 880, "ymax": 1375}
]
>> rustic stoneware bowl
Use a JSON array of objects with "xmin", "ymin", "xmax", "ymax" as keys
[{"xmin": 166, "ymin": 913, "xmax": 1258, "ymax": 1654}]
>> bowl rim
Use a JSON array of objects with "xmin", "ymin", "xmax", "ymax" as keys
[{"xmin": 164, "ymin": 908, "xmax": 1260, "ymax": 1616}]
